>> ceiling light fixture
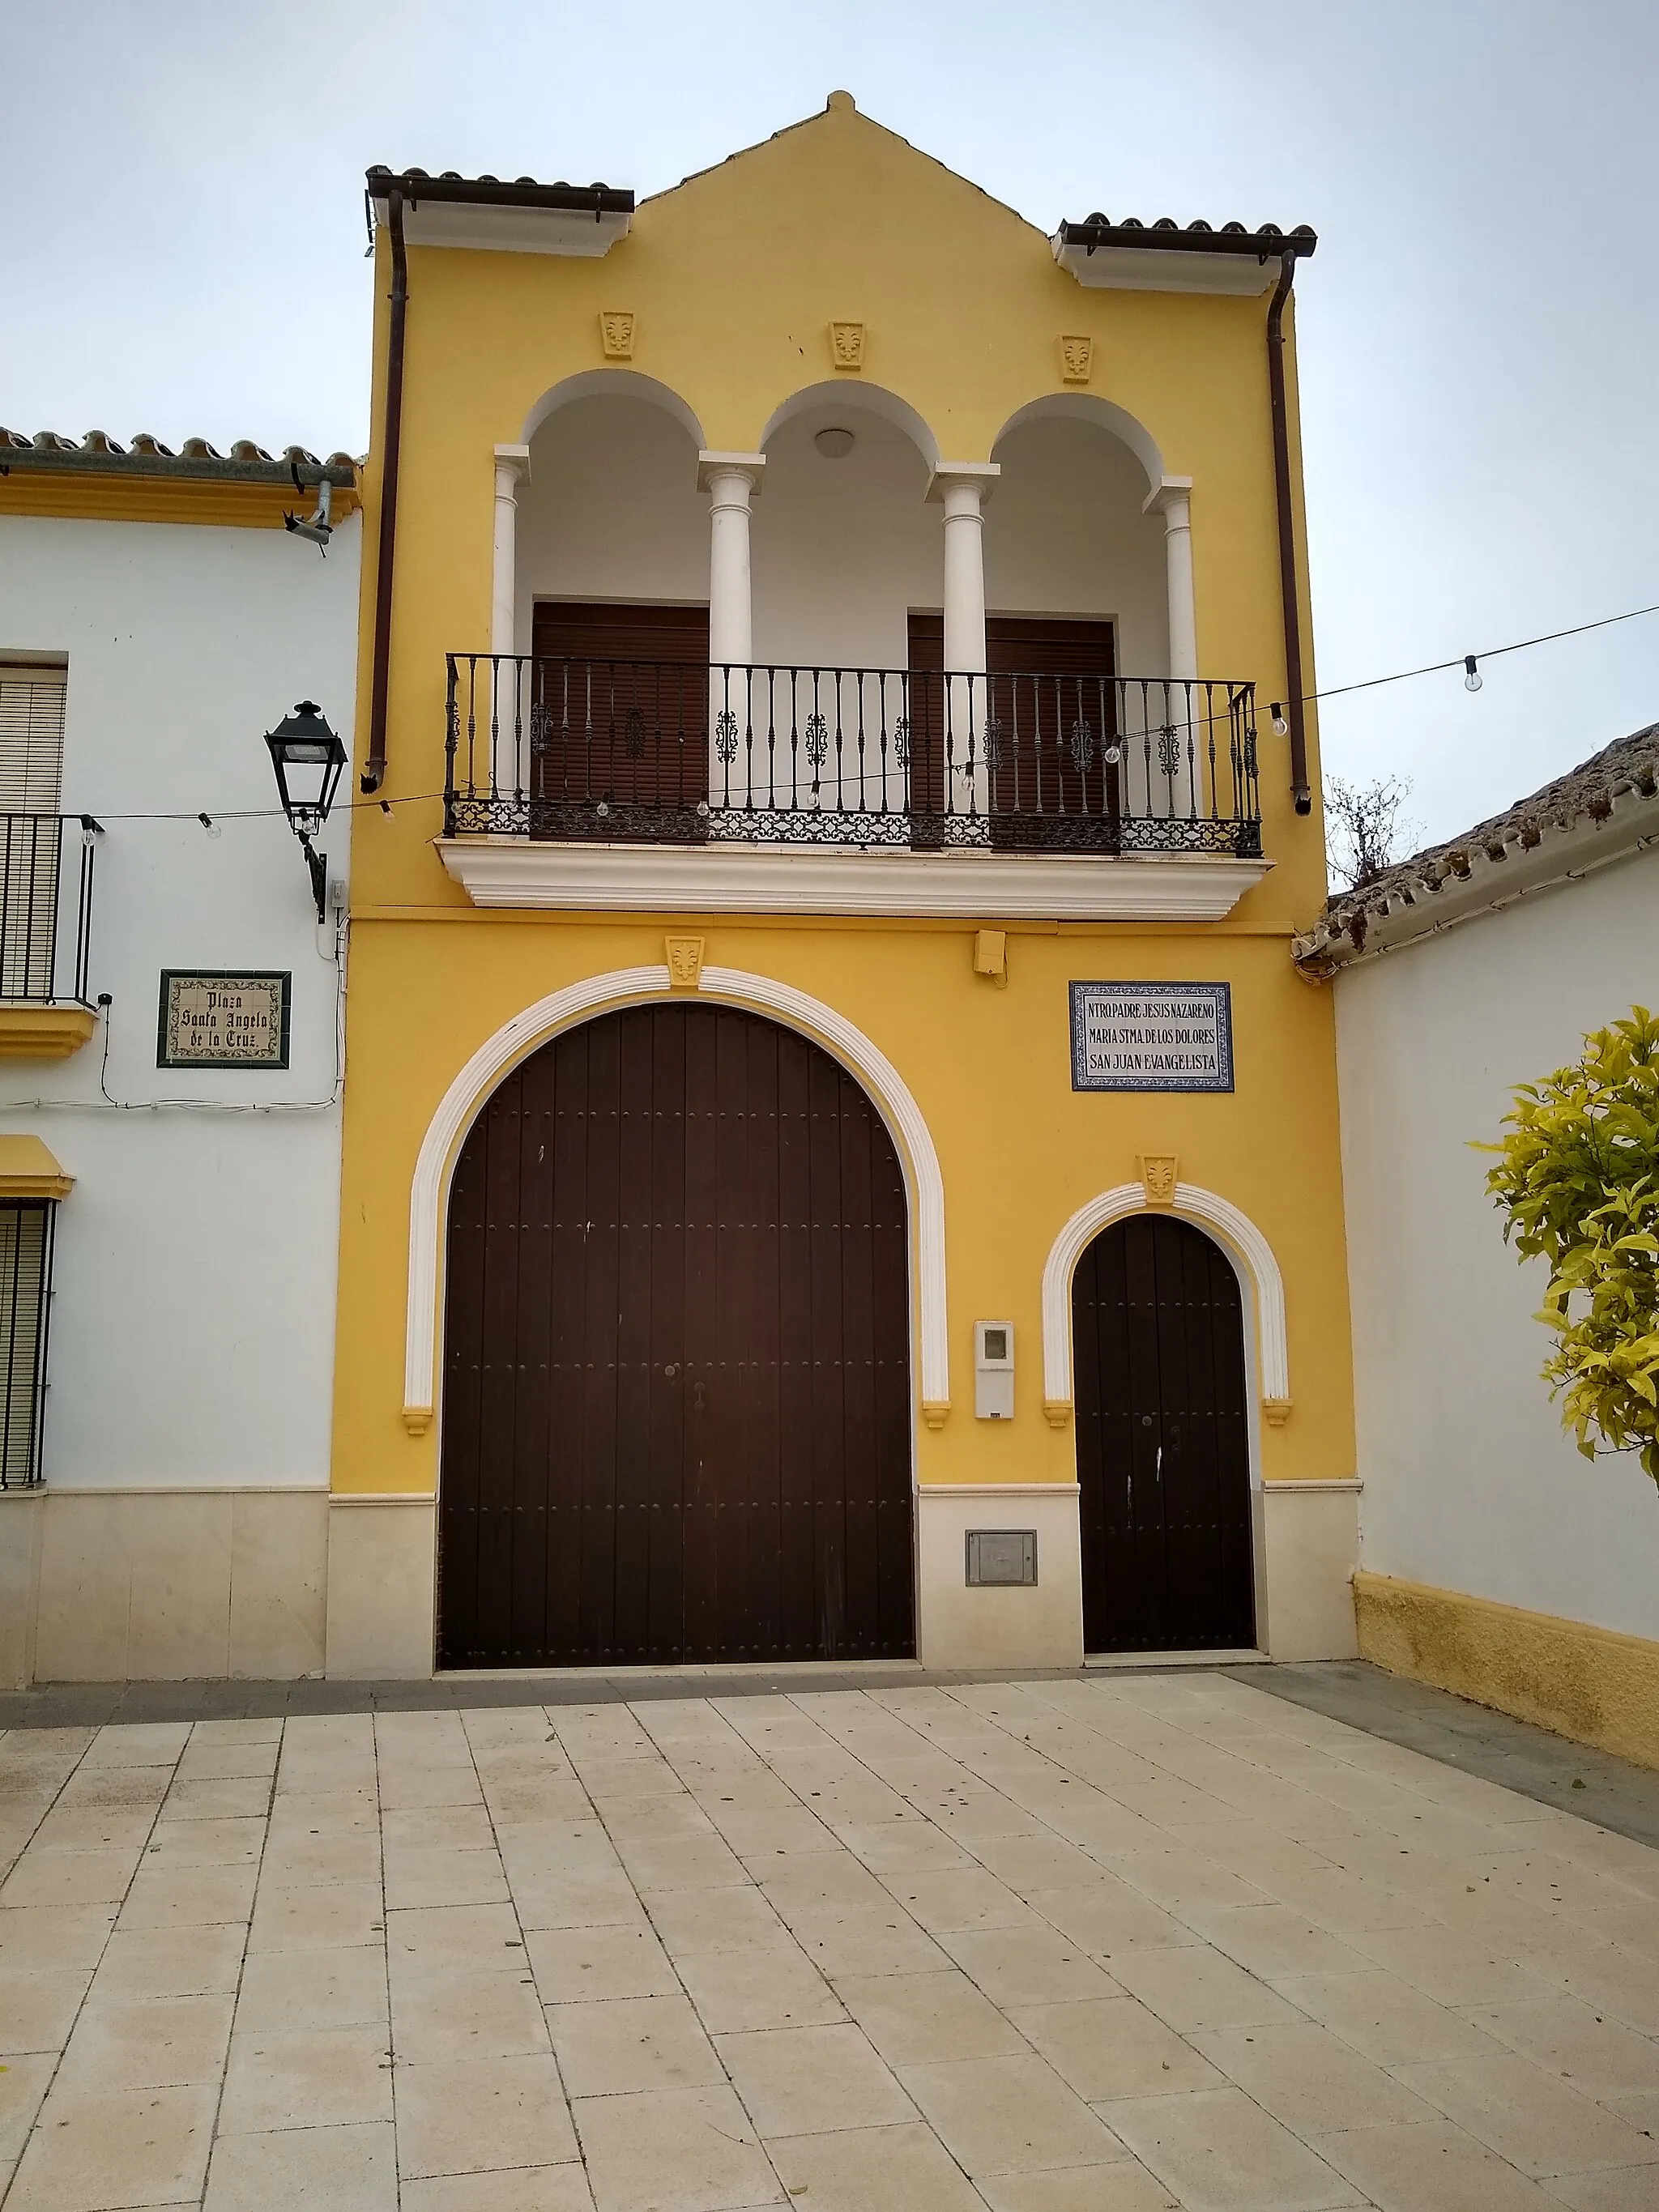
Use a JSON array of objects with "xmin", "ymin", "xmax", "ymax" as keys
[{"xmin": 814, "ymin": 427, "xmax": 855, "ymax": 459}]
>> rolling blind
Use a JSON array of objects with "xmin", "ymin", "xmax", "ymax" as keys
[
  {"xmin": 532, "ymin": 602, "xmax": 710, "ymax": 665},
  {"xmin": 906, "ymin": 613, "xmax": 1117, "ymax": 677},
  {"xmin": 0, "ymin": 665, "xmax": 66, "ymax": 814},
  {"xmin": 0, "ymin": 667, "xmax": 67, "ymax": 998},
  {"xmin": 0, "ymin": 1202, "xmax": 52, "ymax": 1487}
]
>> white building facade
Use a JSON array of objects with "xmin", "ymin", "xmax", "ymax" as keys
[
  {"xmin": 0, "ymin": 433, "xmax": 360, "ymax": 1685},
  {"xmin": 1300, "ymin": 727, "xmax": 1659, "ymax": 1764}
]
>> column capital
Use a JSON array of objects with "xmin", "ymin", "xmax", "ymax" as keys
[
  {"xmin": 1141, "ymin": 473, "xmax": 1192, "ymax": 521},
  {"xmin": 493, "ymin": 443, "xmax": 531, "ymax": 487},
  {"xmin": 926, "ymin": 460, "xmax": 1000, "ymax": 509},
  {"xmin": 697, "ymin": 450, "xmax": 766, "ymax": 494}
]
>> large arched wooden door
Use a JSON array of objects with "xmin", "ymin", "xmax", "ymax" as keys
[
  {"xmin": 1073, "ymin": 1214, "xmax": 1254, "ymax": 1652},
  {"xmin": 438, "ymin": 1002, "xmax": 915, "ymax": 1667}
]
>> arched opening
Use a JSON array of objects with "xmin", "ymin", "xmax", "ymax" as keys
[
  {"xmin": 986, "ymin": 403, "xmax": 1171, "ymax": 676},
  {"xmin": 718, "ymin": 386, "xmax": 943, "ymax": 833},
  {"xmin": 437, "ymin": 999, "xmax": 915, "ymax": 1667},
  {"xmin": 753, "ymin": 386, "xmax": 936, "ymax": 673},
  {"xmin": 1072, "ymin": 1213, "xmax": 1255, "ymax": 1652},
  {"xmin": 505, "ymin": 380, "xmax": 712, "ymax": 836},
  {"xmin": 518, "ymin": 382, "xmax": 707, "ymax": 646},
  {"xmin": 759, "ymin": 380, "xmax": 940, "ymax": 474},
  {"xmin": 990, "ymin": 392, "xmax": 1165, "ymax": 501},
  {"xmin": 520, "ymin": 369, "xmax": 707, "ymax": 452}
]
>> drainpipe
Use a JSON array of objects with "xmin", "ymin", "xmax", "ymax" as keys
[
  {"xmin": 361, "ymin": 184, "xmax": 408, "ymax": 794},
  {"xmin": 1266, "ymin": 250, "xmax": 1311, "ymax": 815}
]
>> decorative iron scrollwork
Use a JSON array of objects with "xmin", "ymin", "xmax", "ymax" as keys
[
  {"xmin": 455, "ymin": 788, "xmax": 1257, "ymax": 857},
  {"xmin": 442, "ymin": 654, "xmax": 1263, "ymax": 859}
]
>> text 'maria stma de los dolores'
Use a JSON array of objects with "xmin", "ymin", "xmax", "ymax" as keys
[{"xmin": 1069, "ymin": 982, "xmax": 1234, "ymax": 1093}]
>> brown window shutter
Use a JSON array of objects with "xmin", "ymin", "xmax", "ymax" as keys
[
  {"xmin": 532, "ymin": 602, "xmax": 710, "ymax": 666},
  {"xmin": 906, "ymin": 614, "xmax": 1116, "ymax": 680}
]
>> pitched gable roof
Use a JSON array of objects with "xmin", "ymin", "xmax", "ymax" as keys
[{"xmin": 642, "ymin": 92, "xmax": 1038, "ymax": 236}]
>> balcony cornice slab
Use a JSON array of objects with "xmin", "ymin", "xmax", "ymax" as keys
[
  {"xmin": 437, "ymin": 838, "xmax": 1271, "ymax": 923},
  {"xmin": 0, "ymin": 1004, "xmax": 98, "ymax": 1059}
]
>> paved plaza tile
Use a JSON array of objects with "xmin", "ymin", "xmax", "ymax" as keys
[{"xmin": 3, "ymin": 1672, "xmax": 1659, "ymax": 2209}]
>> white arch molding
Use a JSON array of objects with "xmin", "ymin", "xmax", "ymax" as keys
[
  {"xmin": 990, "ymin": 392, "xmax": 1167, "ymax": 501},
  {"xmin": 1041, "ymin": 1183, "xmax": 1290, "ymax": 1410},
  {"xmin": 759, "ymin": 381, "xmax": 940, "ymax": 473},
  {"xmin": 519, "ymin": 369, "xmax": 707, "ymax": 450},
  {"xmin": 403, "ymin": 965, "xmax": 949, "ymax": 1426}
]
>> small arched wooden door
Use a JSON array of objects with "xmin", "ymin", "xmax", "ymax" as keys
[
  {"xmin": 437, "ymin": 1001, "xmax": 915, "ymax": 1668},
  {"xmin": 1073, "ymin": 1214, "xmax": 1255, "ymax": 1652}
]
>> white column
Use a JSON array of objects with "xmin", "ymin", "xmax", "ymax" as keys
[
  {"xmin": 697, "ymin": 452, "xmax": 765, "ymax": 809},
  {"xmin": 1143, "ymin": 475, "xmax": 1198, "ymax": 819},
  {"xmin": 491, "ymin": 444, "xmax": 531, "ymax": 801},
  {"xmin": 1144, "ymin": 475, "xmax": 1196, "ymax": 680},
  {"xmin": 928, "ymin": 463, "xmax": 999, "ymax": 822},
  {"xmin": 492, "ymin": 445, "xmax": 531, "ymax": 657}
]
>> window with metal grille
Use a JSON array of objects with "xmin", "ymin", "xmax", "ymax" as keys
[
  {"xmin": 0, "ymin": 666, "xmax": 67, "ymax": 1001},
  {"xmin": 0, "ymin": 1201, "xmax": 53, "ymax": 1488}
]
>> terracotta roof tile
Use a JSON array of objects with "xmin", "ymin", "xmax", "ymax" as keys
[
  {"xmin": 1296, "ymin": 722, "xmax": 1659, "ymax": 967},
  {"xmin": 1058, "ymin": 215, "xmax": 1317, "ymax": 255},
  {"xmin": 0, "ymin": 429, "xmax": 358, "ymax": 484}
]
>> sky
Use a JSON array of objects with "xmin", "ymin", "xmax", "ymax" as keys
[{"xmin": 4, "ymin": 0, "xmax": 1655, "ymax": 848}]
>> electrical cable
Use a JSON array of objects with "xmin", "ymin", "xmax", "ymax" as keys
[
  {"xmin": 1306, "ymin": 600, "xmax": 1659, "ymax": 705},
  {"xmin": 54, "ymin": 593, "xmax": 1659, "ymax": 827},
  {"xmin": 16, "ymin": 913, "xmax": 348, "ymax": 1117}
]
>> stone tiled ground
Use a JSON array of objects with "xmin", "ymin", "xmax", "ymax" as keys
[{"xmin": 3, "ymin": 1673, "xmax": 1659, "ymax": 2211}]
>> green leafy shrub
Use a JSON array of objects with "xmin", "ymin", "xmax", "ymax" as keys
[{"xmin": 1482, "ymin": 1008, "xmax": 1659, "ymax": 1485}]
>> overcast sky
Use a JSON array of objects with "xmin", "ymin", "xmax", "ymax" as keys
[{"xmin": 5, "ymin": 0, "xmax": 1654, "ymax": 846}]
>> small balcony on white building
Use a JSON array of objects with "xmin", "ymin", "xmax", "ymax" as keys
[
  {"xmin": 0, "ymin": 666, "xmax": 99, "ymax": 1056},
  {"xmin": 438, "ymin": 374, "xmax": 1268, "ymax": 922}
]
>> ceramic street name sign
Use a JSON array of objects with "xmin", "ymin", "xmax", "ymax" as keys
[
  {"xmin": 158, "ymin": 971, "xmax": 291, "ymax": 1069},
  {"xmin": 1070, "ymin": 980, "xmax": 1233, "ymax": 1093}
]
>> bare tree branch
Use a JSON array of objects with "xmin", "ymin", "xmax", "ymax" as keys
[{"xmin": 1325, "ymin": 774, "xmax": 1421, "ymax": 892}]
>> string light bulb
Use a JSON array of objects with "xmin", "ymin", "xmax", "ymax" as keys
[
  {"xmin": 198, "ymin": 812, "xmax": 222, "ymax": 838},
  {"xmin": 1269, "ymin": 701, "xmax": 1289, "ymax": 736},
  {"xmin": 1464, "ymin": 655, "xmax": 1482, "ymax": 693}
]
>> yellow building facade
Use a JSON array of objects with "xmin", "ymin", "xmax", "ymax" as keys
[{"xmin": 326, "ymin": 96, "xmax": 1358, "ymax": 1677}]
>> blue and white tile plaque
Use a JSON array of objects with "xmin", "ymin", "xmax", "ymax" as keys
[{"xmin": 1069, "ymin": 981, "xmax": 1233, "ymax": 1093}]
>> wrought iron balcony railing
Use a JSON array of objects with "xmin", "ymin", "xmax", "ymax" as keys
[
  {"xmin": 0, "ymin": 815, "xmax": 96, "ymax": 1003},
  {"xmin": 445, "ymin": 657, "xmax": 1261, "ymax": 858}
]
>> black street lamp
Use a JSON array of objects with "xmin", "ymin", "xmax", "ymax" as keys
[{"xmin": 264, "ymin": 701, "xmax": 347, "ymax": 921}]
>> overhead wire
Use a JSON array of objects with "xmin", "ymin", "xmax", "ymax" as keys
[
  {"xmin": 1305, "ymin": 600, "xmax": 1659, "ymax": 705},
  {"xmin": 54, "ymin": 595, "xmax": 1659, "ymax": 826}
]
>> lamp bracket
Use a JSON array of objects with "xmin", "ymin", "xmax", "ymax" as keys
[{"xmin": 299, "ymin": 832, "xmax": 327, "ymax": 924}]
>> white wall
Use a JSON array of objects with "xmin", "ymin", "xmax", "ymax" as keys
[
  {"xmin": 518, "ymin": 394, "xmax": 707, "ymax": 641},
  {"xmin": 986, "ymin": 414, "xmax": 1169, "ymax": 675},
  {"xmin": 1337, "ymin": 847, "xmax": 1659, "ymax": 1639},
  {"xmin": 751, "ymin": 403, "xmax": 936, "ymax": 670},
  {"xmin": 0, "ymin": 510, "xmax": 360, "ymax": 1490}
]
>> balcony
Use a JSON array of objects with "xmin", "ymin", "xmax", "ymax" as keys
[
  {"xmin": 439, "ymin": 656, "xmax": 1268, "ymax": 923},
  {"xmin": 0, "ymin": 816, "xmax": 98, "ymax": 1057}
]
